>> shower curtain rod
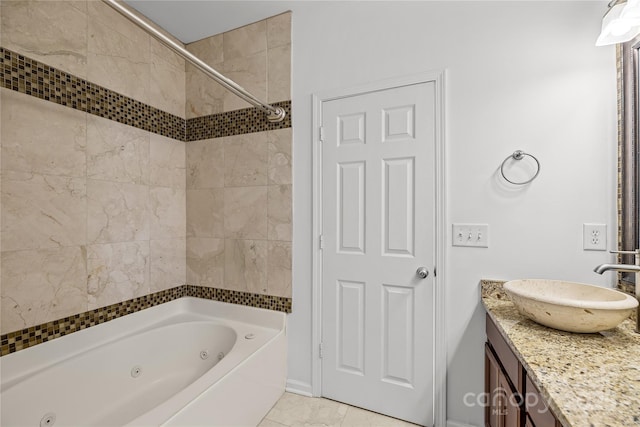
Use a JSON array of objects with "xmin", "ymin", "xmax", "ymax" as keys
[{"xmin": 102, "ymin": 0, "xmax": 287, "ymax": 123}]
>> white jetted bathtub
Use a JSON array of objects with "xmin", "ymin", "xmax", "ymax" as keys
[{"xmin": 0, "ymin": 297, "xmax": 287, "ymax": 426}]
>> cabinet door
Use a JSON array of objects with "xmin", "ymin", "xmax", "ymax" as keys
[
  {"xmin": 498, "ymin": 366, "xmax": 522, "ymax": 427},
  {"xmin": 485, "ymin": 344, "xmax": 502, "ymax": 427},
  {"xmin": 525, "ymin": 416, "xmax": 535, "ymax": 427}
]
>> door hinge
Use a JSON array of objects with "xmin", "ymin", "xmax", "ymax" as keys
[
  {"xmin": 319, "ymin": 342, "xmax": 324, "ymax": 358},
  {"xmin": 319, "ymin": 234, "xmax": 325, "ymax": 249},
  {"xmin": 319, "ymin": 126, "xmax": 325, "ymax": 142}
]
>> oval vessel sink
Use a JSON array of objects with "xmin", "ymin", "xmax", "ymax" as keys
[{"xmin": 503, "ymin": 279, "xmax": 638, "ymax": 333}]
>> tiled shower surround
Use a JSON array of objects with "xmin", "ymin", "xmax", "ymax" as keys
[{"xmin": 0, "ymin": 1, "xmax": 292, "ymax": 353}]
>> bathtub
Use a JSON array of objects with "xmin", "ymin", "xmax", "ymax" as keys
[{"xmin": 0, "ymin": 297, "xmax": 287, "ymax": 426}]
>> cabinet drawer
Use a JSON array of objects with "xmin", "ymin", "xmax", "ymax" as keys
[
  {"xmin": 526, "ymin": 375, "xmax": 557, "ymax": 427},
  {"xmin": 486, "ymin": 314, "xmax": 523, "ymax": 394}
]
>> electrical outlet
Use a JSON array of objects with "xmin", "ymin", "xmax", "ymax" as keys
[
  {"xmin": 583, "ymin": 223, "xmax": 607, "ymax": 251},
  {"xmin": 452, "ymin": 224, "xmax": 489, "ymax": 248}
]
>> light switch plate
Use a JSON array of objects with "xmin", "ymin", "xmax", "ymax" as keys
[
  {"xmin": 583, "ymin": 223, "xmax": 607, "ymax": 251},
  {"xmin": 452, "ymin": 224, "xmax": 489, "ymax": 248}
]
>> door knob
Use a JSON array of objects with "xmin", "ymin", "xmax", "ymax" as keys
[{"xmin": 416, "ymin": 267, "xmax": 429, "ymax": 279}]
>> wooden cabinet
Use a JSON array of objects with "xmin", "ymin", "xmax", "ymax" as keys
[{"xmin": 485, "ymin": 315, "xmax": 562, "ymax": 427}]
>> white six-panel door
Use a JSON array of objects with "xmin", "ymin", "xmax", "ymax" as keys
[{"xmin": 321, "ymin": 82, "xmax": 436, "ymax": 426}]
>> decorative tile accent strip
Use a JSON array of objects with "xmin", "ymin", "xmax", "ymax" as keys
[
  {"xmin": 187, "ymin": 285, "xmax": 293, "ymax": 313},
  {"xmin": 0, "ymin": 47, "xmax": 292, "ymax": 143},
  {"xmin": 0, "ymin": 285, "xmax": 291, "ymax": 356},
  {"xmin": 0, "ymin": 286, "xmax": 186, "ymax": 357},
  {"xmin": 0, "ymin": 47, "xmax": 185, "ymax": 141},
  {"xmin": 185, "ymin": 100, "xmax": 292, "ymax": 141}
]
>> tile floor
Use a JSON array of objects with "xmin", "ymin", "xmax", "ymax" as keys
[{"xmin": 259, "ymin": 392, "xmax": 419, "ymax": 427}]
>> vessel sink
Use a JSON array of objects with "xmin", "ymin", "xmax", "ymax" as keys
[{"xmin": 503, "ymin": 279, "xmax": 638, "ymax": 333}]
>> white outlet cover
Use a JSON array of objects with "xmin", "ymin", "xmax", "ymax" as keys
[{"xmin": 583, "ymin": 223, "xmax": 607, "ymax": 251}]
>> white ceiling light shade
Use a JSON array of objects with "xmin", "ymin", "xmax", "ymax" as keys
[{"xmin": 597, "ymin": 0, "xmax": 640, "ymax": 46}]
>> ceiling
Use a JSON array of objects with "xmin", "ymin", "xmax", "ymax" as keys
[{"xmin": 125, "ymin": 1, "xmax": 293, "ymax": 44}]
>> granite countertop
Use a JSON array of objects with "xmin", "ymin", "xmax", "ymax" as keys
[{"xmin": 481, "ymin": 280, "xmax": 640, "ymax": 427}]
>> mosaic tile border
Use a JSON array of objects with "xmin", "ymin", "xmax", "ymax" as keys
[
  {"xmin": 0, "ymin": 47, "xmax": 292, "ymax": 142},
  {"xmin": 185, "ymin": 100, "xmax": 292, "ymax": 141},
  {"xmin": 0, "ymin": 47, "xmax": 185, "ymax": 141},
  {"xmin": 0, "ymin": 285, "xmax": 292, "ymax": 357}
]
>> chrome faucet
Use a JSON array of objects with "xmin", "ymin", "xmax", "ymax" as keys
[{"xmin": 594, "ymin": 249, "xmax": 640, "ymax": 333}]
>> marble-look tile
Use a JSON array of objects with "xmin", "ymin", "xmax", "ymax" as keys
[
  {"xmin": 1, "ymin": 172, "xmax": 86, "ymax": 252},
  {"xmin": 267, "ymin": 241, "xmax": 291, "ymax": 298},
  {"xmin": 186, "ymin": 237, "xmax": 224, "ymax": 287},
  {"xmin": 87, "ymin": 7, "xmax": 150, "ymax": 104},
  {"xmin": 87, "ymin": 1, "xmax": 148, "ymax": 46},
  {"xmin": 150, "ymin": 55, "xmax": 186, "ymax": 118},
  {"xmin": 224, "ymin": 239, "xmax": 267, "ymax": 294},
  {"xmin": 267, "ymin": 44, "xmax": 291, "ymax": 103},
  {"xmin": 264, "ymin": 392, "xmax": 349, "ymax": 427},
  {"xmin": 185, "ymin": 63, "xmax": 226, "ymax": 119},
  {"xmin": 268, "ymin": 128, "xmax": 292, "ymax": 185},
  {"xmin": 150, "ymin": 238, "xmax": 186, "ymax": 292},
  {"xmin": 150, "ymin": 134, "xmax": 186, "ymax": 188},
  {"xmin": 267, "ymin": 13, "xmax": 291, "ymax": 49},
  {"xmin": 222, "ymin": 51, "xmax": 267, "ymax": 112},
  {"xmin": 186, "ymin": 33, "xmax": 223, "ymax": 66},
  {"xmin": 151, "ymin": 38, "xmax": 185, "ymax": 72},
  {"xmin": 1, "ymin": 246, "xmax": 87, "ymax": 334},
  {"xmin": 87, "ymin": 180, "xmax": 149, "ymax": 244},
  {"xmin": 224, "ymin": 186, "xmax": 268, "ymax": 239},
  {"xmin": 341, "ymin": 406, "xmax": 418, "ymax": 426},
  {"xmin": 150, "ymin": 187, "xmax": 186, "ymax": 239},
  {"xmin": 223, "ymin": 20, "xmax": 267, "ymax": 61},
  {"xmin": 86, "ymin": 114, "xmax": 149, "ymax": 185},
  {"xmin": 1, "ymin": 0, "xmax": 88, "ymax": 78},
  {"xmin": 87, "ymin": 241, "xmax": 149, "ymax": 310},
  {"xmin": 268, "ymin": 185, "xmax": 292, "ymax": 241},
  {"xmin": 186, "ymin": 188, "xmax": 224, "ymax": 238},
  {"xmin": 186, "ymin": 138, "xmax": 224, "ymax": 189},
  {"xmin": 224, "ymin": 132, "xmax": 269, "ymax": 186},
  {"xmin": 2, "ymin": 89, "xmax": 87, "ymax": 178},
  {"xmin": 257, "ymin": 418, "xmax": 287, "ymax": 427}
]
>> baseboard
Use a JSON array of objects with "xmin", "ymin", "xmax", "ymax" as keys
[
  {"xmin": 285, "ymin": 379, "xmax": 313, "ymax": 397},
  {"xmin": 446, "ymin": 421, "xmax": 479, "ymax": 427}
]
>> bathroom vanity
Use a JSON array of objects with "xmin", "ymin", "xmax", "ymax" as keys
[{"xmin": 482, "ymin": 280, "xmax": 640, "ymax": 427}]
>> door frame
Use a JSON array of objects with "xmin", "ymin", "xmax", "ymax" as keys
[{"xmin": 311, "ymin": 70, "xmax": 447, "ymax": 427}]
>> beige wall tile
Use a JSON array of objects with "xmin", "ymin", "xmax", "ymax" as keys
[
  {"xmin": 267, "ymin": 13, "xmax": 291, "ymax": 49},
  {"xmin": 267, "ymin": 241, "xmax": 291, "ymax": 298},
  {"xmin": 223, "ymin": 51, "xmax": 267, "ymax": 111},
  {"xmin": 267, "ymin": 43, "xmax": 291, "ymax": 103},
  {"xmin": 223, "ymin": 20, "xmax": 267, "ymax": 61},
  {"xmin": 88, "ymin": 1, "xmax": 148, "ymax": 46},
  {"xmin": 87, "ymin": 115, "xmax": 149, "ymax": 185},
  {"xmin": 1, "ymin": 246, "xmax": 87, "ymax": 334},
  {"xmin": 87, "ymin": 180, "xmax": 149, "ymax": 244},
  {"xmin": 224, "ymin": 133, "xmax": 269, "ymax": 187},
  {"xmin": 87, "ymin": 241, "xmax": 149, "ymax": 310},
  {"xmin": 224, "ymin": 239, "xmax": 267, "ymax": 294},
  {"xmin": 186, "ymin": 33, "xmax": 224, "ymax": 66},
  {"xmin": 186, "ymin": 188, "xmax": 224, "ymax": 238},
  {"xmin": 1, "ymin": 172, "xmax": 87, "ymax": 252},
  {"xmin": 185, "ymin": 65, "xmax": 226, "ymax": 118},
  {"xmin": 186, "ymin": 138, "xmax": 224, "ymax": 189},
  {"xmin": 2, "ymin": 90, "xmax": 87, "ymax": 178},
  {"xmin": 186, "ymin": 237, "xmax": 224, "ymax": 287},
  {"xmin": 87, "ymin": 15, "xmax": 150, "ymax": 104},
  {"xmin": 150, "ymin": 187, "xmax": 186, "ymax": 239},
  {"xmin": 150, "ymin": 58, "xmax": 186, "ymax": 118},
  {"xmin": 224, "ymin": 186, "xmax": 268, "ymax": 239},
  {"xmin": 150, "ymin": 238, "xmax": 186, "ymax": 292},
  {"xmin": 268, "ymin": 185, "xmax": 292, "ymax": 241},
  {"xmin": 150, "ymin": 135, "xmax": 186, "ymax": 188},
  {"xmin": 1, "ymin": 0, "xmax": 88, "ymax": 78},
  {"xmin": 151, "ymin": 38, "xmax": 185, "ymax": 73},
  {"xmin": 268, "ymin": 128, "xmax": 292, "ymax": 185}
]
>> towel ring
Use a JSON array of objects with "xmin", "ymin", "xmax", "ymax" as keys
[{"xmin": 500, "ymin": 150, "xmax": 540, "ymax": 185}]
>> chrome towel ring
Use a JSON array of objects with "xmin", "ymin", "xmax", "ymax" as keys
[{"xmin": 500, "ymin": 150, "xmax": 540, "ymax": 185}]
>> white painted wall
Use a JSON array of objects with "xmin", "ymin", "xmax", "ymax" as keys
[{"xmin": 288, "ymin": 2, "xmax": 616, "ymax": 425}]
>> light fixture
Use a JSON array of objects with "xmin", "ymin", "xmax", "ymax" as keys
[{"xmin": 596, "ymin": 0, "xmax": 640, "ymax": 46}]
